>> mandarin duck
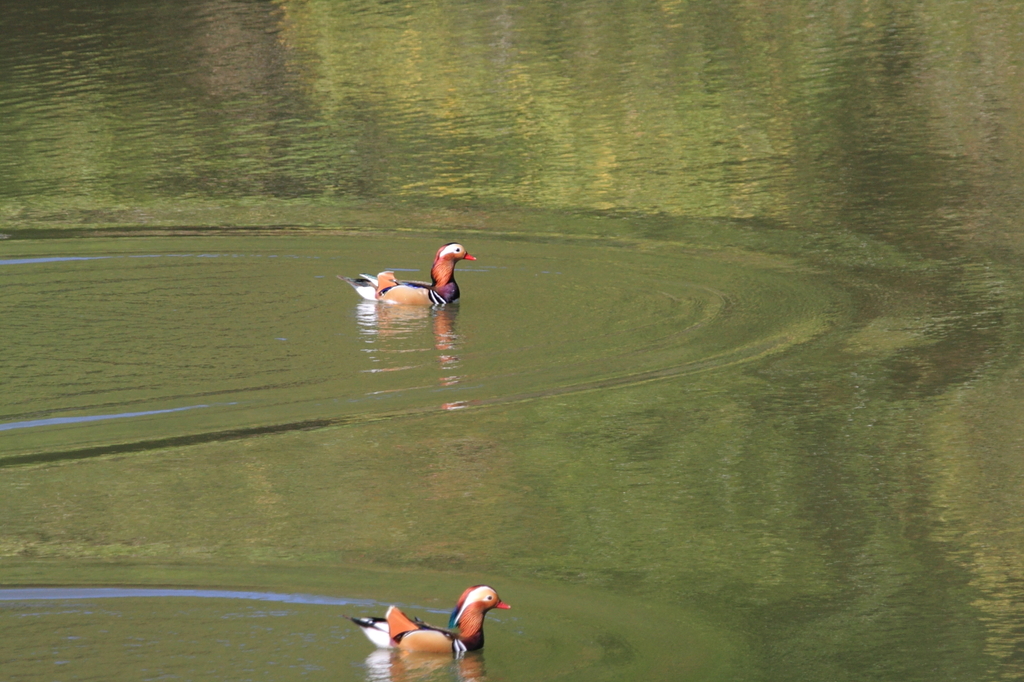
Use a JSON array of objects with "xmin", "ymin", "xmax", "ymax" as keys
[
  {"xmin": 340, "ymin": 243, "xmax": 476, "ymax": 305},
  {"xmin": 345, "ymin": 585, "xmax": 510, "ymax": 656}
]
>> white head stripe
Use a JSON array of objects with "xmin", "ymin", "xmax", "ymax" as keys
[{"xmin": 452, "ymin": 586, "xmax": 494, "ymax": 626}]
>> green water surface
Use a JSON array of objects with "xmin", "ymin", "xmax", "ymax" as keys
[{"xmin": 4, "ymin": 1, "xmax": 1024, "ymax": 681}]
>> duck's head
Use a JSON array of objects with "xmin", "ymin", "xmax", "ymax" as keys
[
  {"xmin": 449, "ymin": 585, "xmax": 510, "ymax": 628},
  {"xmin": 435, "ymin": 243, "xmax": 476, "ymax": 263}
]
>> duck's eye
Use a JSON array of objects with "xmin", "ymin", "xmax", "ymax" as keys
[
  {"xmin": 486, "ymin": 595, "xmax": 493, "ymax": 600},
  {"xmin": 455, "ymin": 248, "xmax": 461, "ymax": 252}
]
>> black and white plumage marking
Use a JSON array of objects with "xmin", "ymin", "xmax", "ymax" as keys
[
  {"xmin": 339, "ymin": 274, "xmax": 380, "ymax": 301},
  {"xmin": 345, "ymin": 615, "xmax": 393, "ymax": 648}
]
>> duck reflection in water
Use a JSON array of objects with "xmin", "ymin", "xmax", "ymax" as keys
[
  {"xmin": 355, "ymin": 302, "xmax": 464, "ymax": 394},
  {"xmin": 363, "ymin": 649, "xmax": 486, "ymax": 682}
]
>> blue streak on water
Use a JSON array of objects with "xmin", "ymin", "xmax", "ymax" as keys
[
  {"xmin": 0, "ymin": 588, "xmax": 449, "ymax": 614},
  {"xmin": 0, "ymin": 588, "xmax": 376, "ymax": 607},
  {"xmin": 0, "ymin": 256, "xmax": 113, "ymax": 265},
  {"xmin": 0, "ymin": 404, "xmax": 216, "ymax": 432},
  {"xmin": 2, "ymin": 254, "xmax": 315, "ymax": 266}
]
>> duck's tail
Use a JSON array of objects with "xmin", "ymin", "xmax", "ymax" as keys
[
  {"xmin": 339, "ymin": 274, "xmax": 379, "ymax": 301},
  {"xmin": 344, "ymin": 615, "xmax": 393, "ymax": 648}
]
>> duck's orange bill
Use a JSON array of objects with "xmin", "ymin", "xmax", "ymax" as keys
[
  {"xmin": 496, "ymin": 601, "xmax": 511, "ymax": 609},
  {"xmin": 464, "ymin": 254, "xmax": 477, "ymax": 260}
]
